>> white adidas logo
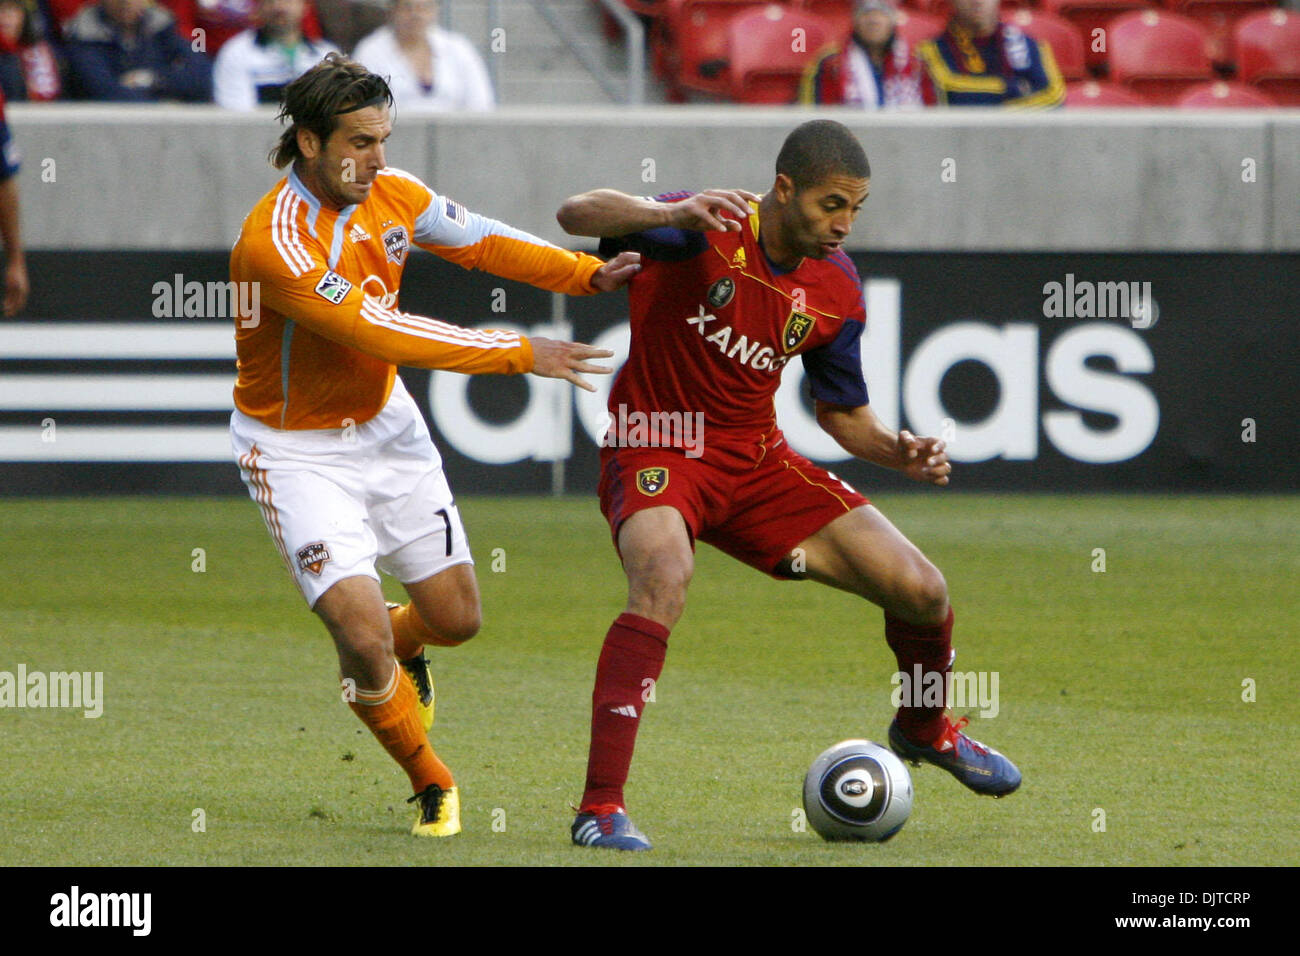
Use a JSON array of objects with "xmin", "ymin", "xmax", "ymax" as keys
[
  {"xmin": 573, "ymin": 819, "xmax": 602, "ymax": 845},
  {"xmin": 349, "ymin": 224, "xmax": 371, "ymax": 243},
  {"xmin": 609, "ymin": 704, "xmax": 638, "ymax": 718}
]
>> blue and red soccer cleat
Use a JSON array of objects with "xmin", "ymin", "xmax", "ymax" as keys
[
  {"xmin": 571, "ymin": 805, "xmax": 653, "ymax": 851},
  {"xmin": 889, "ymin": 715, "xmax": 1022, "ymax": 797}
]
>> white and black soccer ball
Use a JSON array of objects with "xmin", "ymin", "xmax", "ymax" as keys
[{"xmin": 803, "ymin": 739, "xmax": 913, "ymax": 842}]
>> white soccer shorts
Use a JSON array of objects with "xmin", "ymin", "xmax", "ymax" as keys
[{"xmin": 229, "ymin": 378, "xmax": 473, "ymax": 608}]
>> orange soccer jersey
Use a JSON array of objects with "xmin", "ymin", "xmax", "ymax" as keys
[{"xmin": 231, "ymin": 166, "xmax": 604, "ymax": 430}]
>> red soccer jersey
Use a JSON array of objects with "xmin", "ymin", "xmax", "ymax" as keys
[{"xmin": 601, "ymin": 194, "xmax": 869, "ymax": 451}]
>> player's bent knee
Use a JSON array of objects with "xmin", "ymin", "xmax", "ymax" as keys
[
  {"xmin": 882, "ymin": 559, "xmax": 948, "ymax": 624},
  {"xmin": 906, "ymin": 562, "xmax": 949, "ymax": 623},
  {"xmin": 411, "ymin": 588, "xmax": 482, "ymax": 644},
  {"xmin": 344, "ymin": 623, "xmax": 394, "ymax": 657},
  {"xmin": 626, "ymin": 562, "xmax": 691, "ymax": 626},
  {"xmin": 438, "ymin": 606, "xmax": 481, "ymax": 644},
  {"xmin": 635, "ymin": 561, "xmax": 691, "ymax": 599},
  {"xmin": 333, "ymin": 625, "xmax": 396, "ymax": 684}
]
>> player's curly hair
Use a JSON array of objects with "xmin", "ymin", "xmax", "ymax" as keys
[
  {"xmin": 776, "ymin": 120, "xmax": 871, "ymax": 191},
  {"xmin": 269, "ymin": 53, "xmax": 395, "ymax": 169}
]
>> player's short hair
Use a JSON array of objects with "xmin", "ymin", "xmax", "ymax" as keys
[
  {"xmin": 269, "ymin": 53, "xmax": 395, "ymax": 169},
  {"xmin": 775, "ymin": 120, "xmax": 871, "ymax": 191}
]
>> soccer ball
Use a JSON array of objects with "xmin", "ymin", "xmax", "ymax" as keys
[{"xmin": 803, "ymin": 739, "xmax": 913, "ymax": 842}]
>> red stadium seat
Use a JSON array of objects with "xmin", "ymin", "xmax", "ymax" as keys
[
  {"xmin": 1064, "ymin": 78, "xmax": 1154, "ymax": 104},
  {"xmin": 726, "ymin": 6, "xmax": 844, "ymax": 102},
  {"xmin": 1005, "ymin": 9, "xmax": 1089, "ymax": 81},
  {"xmin": 1108, "ymin": 11, "xmax": 1213, "ymax": 104},
  {"xmin": 1175, "ymin": 79, "xmax": 1278, "ymax": 105},
  {"xmin": 1162, "ymin": 0, "xmax": 1273, "ymax": 64},
  {"xmin": 1234, "ymin": 9, "xmax": 1300, "ymax": 105},
  {"xmin": 895, "ymin": 9, "xmax": 946, "ymax": 47},
  {"xmin": 1040, "ymin": 0, "xmax": 1152, "ymax": 70},
  {"xmin": 660, "ymin": 0, "xmax": 773, "ymax": 97}
]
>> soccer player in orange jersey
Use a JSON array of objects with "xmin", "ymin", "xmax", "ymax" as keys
[{"xmin": 229, "ymin": 54, "xmax": 640, "ymax": 837}]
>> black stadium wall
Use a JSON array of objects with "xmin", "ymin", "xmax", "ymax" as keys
[{"xmin": 2, "ymin": 250, "xmax": 1296, "ymax": 495}]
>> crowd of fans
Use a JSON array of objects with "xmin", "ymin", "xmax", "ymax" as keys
[
  {"xmin": 802, "ymin": 0, "xmax": 1065, "ymax": 108},
  {"xmin": 0, "ymin": 0, "xmax": 496, "ymax": 109},
  {"xmin": 642, "ymin": 0, "xmax": 1299, "ymax": 109}
]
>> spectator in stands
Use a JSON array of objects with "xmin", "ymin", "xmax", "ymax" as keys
[
  {"xmin": 0, "ymin": 89, "xmax": 27, "ymax": 314},
  {"xmin": 352, "ymin": 0, "xmax": 493, "ymax": 112},
  {"xmin": 213, "ymin": 0, "xmax": 334, "ymax": 108},
  {"xmin": 800, "ymin": 0, "xmax": 932, "ymax": 109},
  {"xmin": 161, "ymin": 0, "xmax": 326, "ymax": 58},
  {"xmin": 914, "ymin": 0, "xmax": 1064, "ymax": 107},
  {"xmin": 62, "ymin": 0, "xmax": 213, "ymax": 101},
  {"xmin": 312, "ymin": 0, "xmax": 385, "ymax": 53},
  {"xmin": 0, "ymin": 0, "xmax": 62, "ymax": 100}
]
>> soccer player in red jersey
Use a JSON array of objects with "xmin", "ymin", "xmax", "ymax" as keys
[{"xmin": 557, "ymin": 120, "xmax": 1020, "ymax": 850}]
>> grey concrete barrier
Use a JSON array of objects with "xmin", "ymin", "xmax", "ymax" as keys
[{"xmin": 9, "ymin": 104, "xmax": 1299, "ymax": 251}]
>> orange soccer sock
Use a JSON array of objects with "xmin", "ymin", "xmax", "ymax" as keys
[
  {"xmin": 348, "ymin": 664, "xmax": 453, "ymax": 793},
  {"xmin": 388, "ymin": 602, "xmax": 460, "ymax": 659}
]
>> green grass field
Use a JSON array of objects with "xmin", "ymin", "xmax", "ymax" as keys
[{"xmin": 1, "ymin": 494, "xmax": 1295, "ymax": 866}]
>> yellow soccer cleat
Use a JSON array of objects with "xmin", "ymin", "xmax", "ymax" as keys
[
  {"xmin": 399, "ymin": 652, "xmax": 435, "ymax": 732},
  {"xmin": 408, "ymin": 784, "xmax": 461, "ymax": 837}
]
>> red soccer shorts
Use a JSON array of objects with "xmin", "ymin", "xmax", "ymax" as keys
[{"xmin": 598, "ymin": 432, "xmax": 870, "ymax": 578}]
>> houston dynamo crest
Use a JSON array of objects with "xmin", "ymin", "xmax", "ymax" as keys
[
  {"xmin": 296, "ymin": 541, "xmax": 332, "ymax": 576},
  {"xmin": 636, "ymin": 467, "xmax": 669, "ymax": 496},
  {"xmin": 783, "ymin": 310, "xmax": 816, "ymax": 353},
  {"xmin": 383, "ymin": 225, "xmax": 410, "ymax": 265}
]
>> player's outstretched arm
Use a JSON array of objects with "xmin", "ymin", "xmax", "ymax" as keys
[
  {"xmin": 815, "ymin": 400, "xmax": 951, "ymax": 486},
  {"xmin": 239, "ymin": 214, "xmax": 618, "ymax": 379},
  {"xmin": 410, "ymin": 186, "xmax": 634, "ymax": 296},
  {"xmin": 528, "ymin": 337, "xmax": 615, "ymax": 393},
  {"xmin": 556, "ymin": 188, "xmax": 760, "ymax": 238}
]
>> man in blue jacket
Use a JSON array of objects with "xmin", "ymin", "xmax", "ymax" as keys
[
  {"xmin": 63, "ymin": 0, "xmax": 212, "ymax": 101},
  {"xmin": 915, "ymin": 0, "xmax": 1064, "ymax": 108}
]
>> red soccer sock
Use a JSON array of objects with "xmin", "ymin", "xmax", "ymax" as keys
[
  {"xmin": 580, "ymin": 613, "xmax": 670, "ymax": 812},
  {"xmin": 885, "ymin": 606, "xmax": 955, "ymax": 745}
]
